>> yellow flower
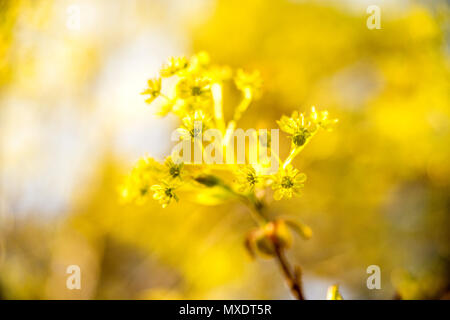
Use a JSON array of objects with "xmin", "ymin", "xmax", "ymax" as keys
[
  {"xmin": 121, "ymin": 156, "xmax": 187, "ymax": 207},
  {"xmin": 120, "ymin": 157, "xmax": 163, "ymax": 205},
  {"xmin": 141, "ymin": 78, "xmax": 161, "ymax": 104},
  {"xmin": 234, "ymin": 69, "xmax": 262, "ymax": 99},
  {"xmin": 150, "ymin": 181, "xmax": 180, "ymax": 208},
  {"xmin": 278, "ymin": 107, "xmax": 337, "ymax": 147},
  {"xmin": 271, "ymin": 165, "xmax": 306, "ymax": 200},
  {"xmin": 164, "ymin": 156, "xmax": 185, "ymax": 180},
  {"xmin": 176, "ymin": 110, "xmax": 210, "ymax": 139},
  {"xmin": 160, "ymin": 56, "xmax": 189, "ymax": 77},
  {"xmin": 277, "ymin": 111, "xmax": 312, "ymax": 147},
  {"xmin": 176, "ymin": 76, "xmax": 212, "ymax": 101},
  {"xmin": 234, "ymin": 165, "xmax": 262, "ymax": 193},
  {"xmin": 309, "ymin": 106, "xmax": 338, "ymax": 131}
]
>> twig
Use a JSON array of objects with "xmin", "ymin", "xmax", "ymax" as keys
[
  {"xmin": 208, "ymin": 177, "xmax": 306, "ymax": 300},
  {"xmin": 274, "ymin": 244, "xmax": 305, "ymax": 300},
  {"xmin": 251, "ymin": 199, "xmax": 305, "ymax": 300}
]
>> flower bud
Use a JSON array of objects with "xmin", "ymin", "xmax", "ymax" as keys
[
  {"xmin": 194, "ymin": 174, "xmax": 221, "ymax": 187},
  {"xmin": 252, "ymin": 220, "xmax": 293, "ymax": 258}
]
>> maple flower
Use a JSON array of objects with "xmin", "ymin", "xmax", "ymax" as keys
[{"xmin": 271, "ymin": 165, "xmax": 306, "ymax": 200}]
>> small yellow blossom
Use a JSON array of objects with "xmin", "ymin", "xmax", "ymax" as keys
[
  {"xmin": 160, "ymin": 56, "xmax": 189, "ymax": 77},
  {"xmin": 176, "ymin": 76, "xmax": 212, "ymax": 101},
  {"xmin": 277, "ymin": 111, "xmax": 312, "ymax": 147},
  {"xmin": 176, "ymin": 110, "xmax": 210, "ymax": 139},
  {"xmin": 120, "ymin": 157, "xmax": 164, "ymax": 204},
  {"xmin": 234, "ymin": 165, "xmax": 262, "ymax": 193},
  {"xmin": 150, "ymin": 181, "xmax": 180, "ymax": 208},
  {"xmin": 164, "ymin": 156, "xmax": 185, "ymax": 180},
  {"xmin": 234, "ymin": 69, "xmax": 262, "ymax": 99},
  {"xmin": 271, "ymin": 165, "xmax": 306, "ymax": 200},
  {"xmin": 278, "ymin": 107, "xmax": 337, "ymax": 147},
  {"xmin": 141, "ymin": 78, "xmax": 161, "ymax": 104}
]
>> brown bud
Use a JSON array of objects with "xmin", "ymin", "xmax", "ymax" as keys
[{"xmin": 252, "ymin": 220, "xmax": 293, "ymax": 258}]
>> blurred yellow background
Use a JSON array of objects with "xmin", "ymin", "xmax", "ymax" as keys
[{"xmin": 0, "ymin": 0, "xmax": 448, "ymax": 299}]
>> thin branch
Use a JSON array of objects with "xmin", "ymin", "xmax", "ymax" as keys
[
  {"xmin": 274, "ymin": 244, "xmax": 305, "ymax": 300},
  {"xmin": 251, "ymin": 198, "xmax": 305, "ymax": 300},
  {"xmin": 196, "ymin": 175, "xmax": 306, "ymax": 300}
]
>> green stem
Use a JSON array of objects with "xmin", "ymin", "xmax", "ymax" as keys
[{"xmin": 282, "ymin": 130, "xmax": 318, "ymax": 169}]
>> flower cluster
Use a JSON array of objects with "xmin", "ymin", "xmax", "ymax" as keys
[
  {"xmin": 121, "ymin": 52, "xmax": 339, "ymax": 300},
  {"xmin": 120, "ymin": 156, "xmax": 187, "ymax": 208},
  {"xmin": 277, "ymin": 107, "xmax": 338, "ymax": 148},
  {"xmin": 124, "ymin": 52, "xmax": 266, "ymax": 206},
  {"xmin": 124, "ymin": 52, "xmax": 337, "ymax": 209}
]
